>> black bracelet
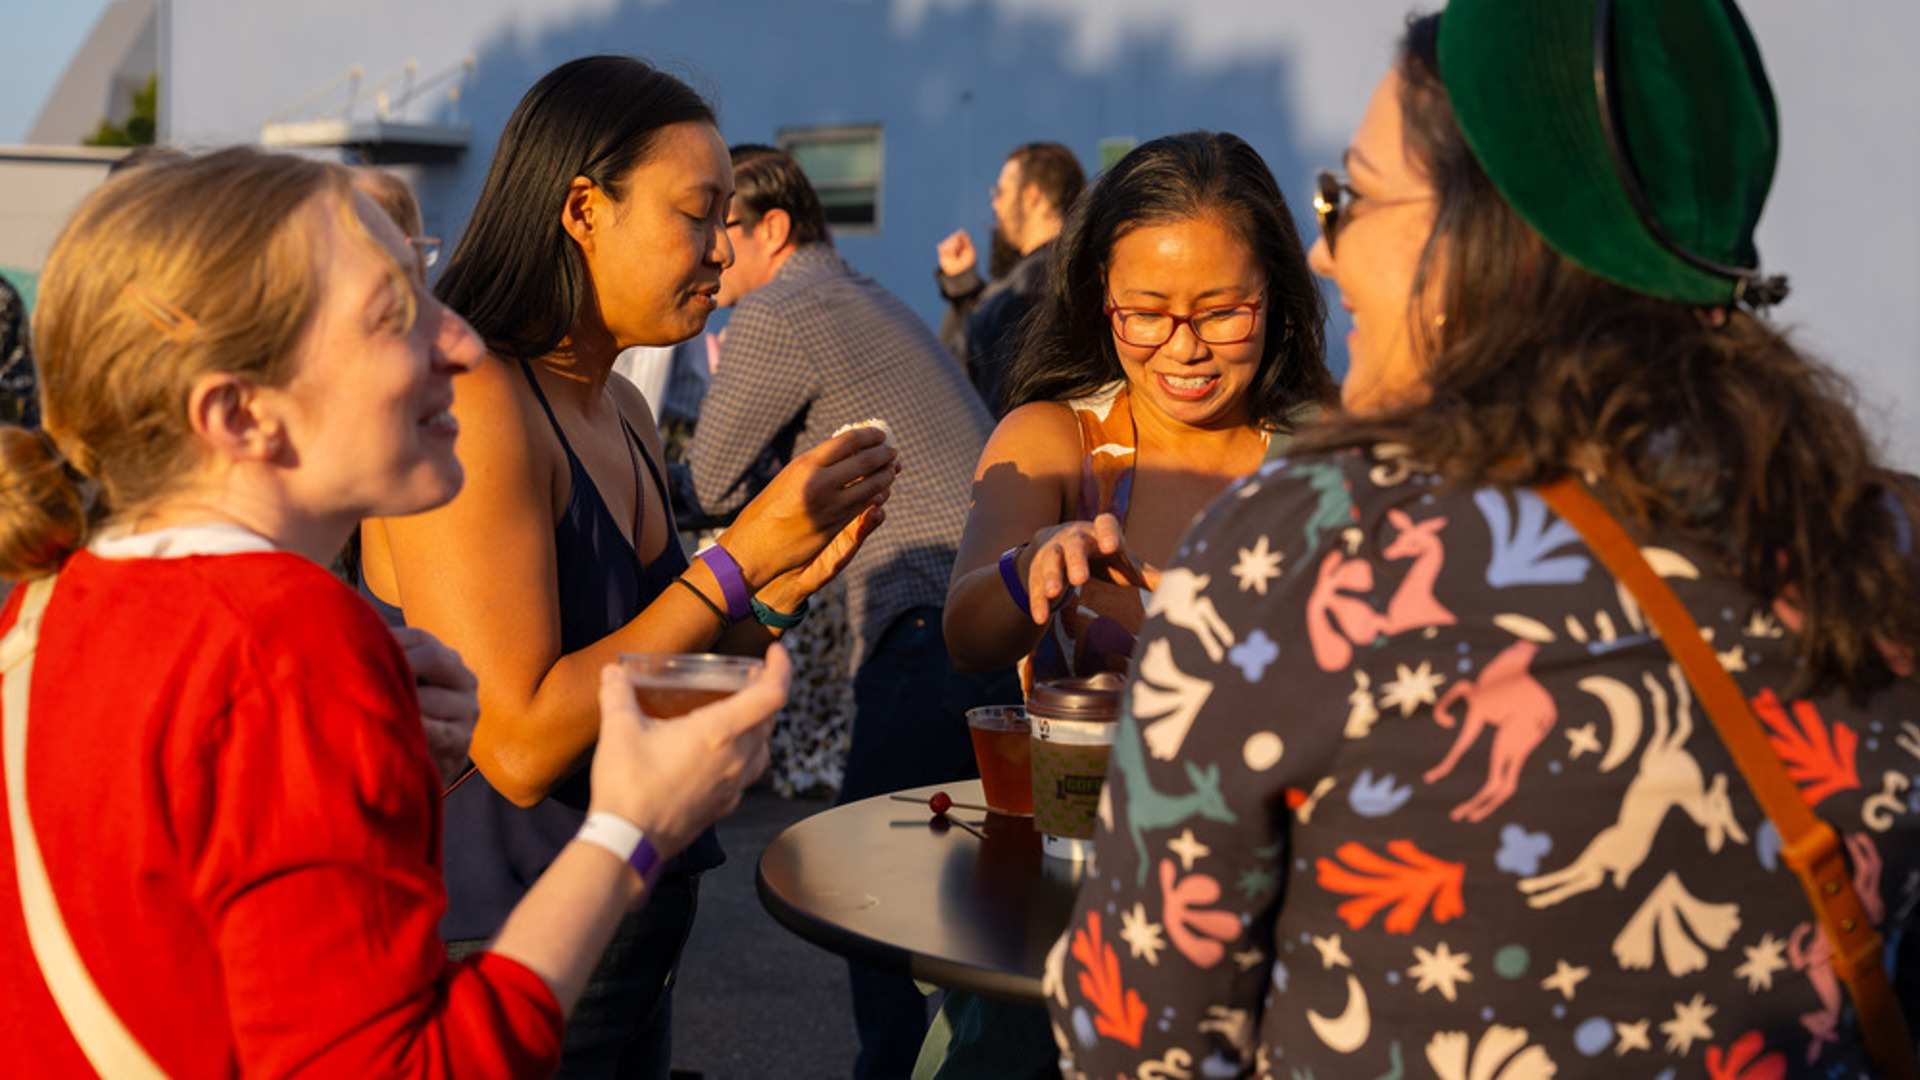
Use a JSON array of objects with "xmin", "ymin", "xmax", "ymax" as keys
[{"xmin": 671, "ymin": 575, "xmax": 728, "ymax": 624}]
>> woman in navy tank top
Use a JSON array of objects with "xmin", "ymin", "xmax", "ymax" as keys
[{"xmin": 359, "ymin": 56, "xmax": 896, "ymax": 1078}]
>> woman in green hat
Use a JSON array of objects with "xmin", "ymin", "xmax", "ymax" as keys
[{"xmin": 1048, "ymin": 1, "xmax": 1920, "ymax": 1077}]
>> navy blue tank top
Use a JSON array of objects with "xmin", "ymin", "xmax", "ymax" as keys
[{"xmin": 365, "ymin": 359, "xmax": 723, "ymax": 940}]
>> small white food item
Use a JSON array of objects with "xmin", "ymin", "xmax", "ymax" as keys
[{"xmin": 832, "ymin": 418, "xmax": 895, "ymax": 447}]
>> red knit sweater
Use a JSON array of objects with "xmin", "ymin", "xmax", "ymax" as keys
[{"xmin": 0, "ymin": 549, "xmax": 562, "ymax": 1076}]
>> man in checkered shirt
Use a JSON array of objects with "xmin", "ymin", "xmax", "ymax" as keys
[{"xmin": 674, "ymin": 144, "xmax": 1019, "ymax": 1080}]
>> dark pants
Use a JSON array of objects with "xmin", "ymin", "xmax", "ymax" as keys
[
  {"xmin": 449, "ymin": 872, "xmax": 700, "ymax": 1080},
  {"xmin": 838, "ymin": 606, "xmax": 1020, "ymax": 1080}
]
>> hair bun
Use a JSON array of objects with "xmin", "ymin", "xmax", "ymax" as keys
[{"xmin": 0, "ymin": 426, "xmax": 92, "ymax": 579}]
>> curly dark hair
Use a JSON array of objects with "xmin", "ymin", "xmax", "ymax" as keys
[
  {"xmin": 1001, "ymin": 130, "xmax": 1334, "ymax": 430},
  {"xmin": 1297, "ymin": 14, "xmax": 1920, "ymax": 699}
]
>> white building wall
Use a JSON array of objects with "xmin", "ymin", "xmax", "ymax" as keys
[{"xmin": 160, "ymin": 0, "xmax": 1920, "ymax": 468}]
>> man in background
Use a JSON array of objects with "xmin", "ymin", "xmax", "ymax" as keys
[
  {"xmin": 675, "ymin": 145, "xmax": 1016, "ymax": 1080},
  {"xmin": 933, "ymin": 141, "xmax": 1084, "ymax": 416}
]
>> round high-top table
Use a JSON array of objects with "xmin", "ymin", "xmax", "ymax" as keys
[{"xmin": 755, "ymin": 780, "xmax": 1085, "ymax": 1005}]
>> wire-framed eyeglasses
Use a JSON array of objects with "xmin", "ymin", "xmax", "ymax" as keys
[
  {"xmin": 1313, "ymin": 170, "xmax": 1433, "ymax": 256},
  {"xmin": 1102, "ymin": 297, "xmax": 1265, "ymax": 348},
  {"xmin": 408, "ymin": 236, "xmax": 443, "ymax": 270}
]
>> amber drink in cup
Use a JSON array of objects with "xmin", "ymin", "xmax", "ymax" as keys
[
  {"xmin": 966, "ymin": 706, "xmax": 1033, "ymax": 816},
  {"xmin": 619, "ymin": 653, "xmax": 765, "ymax": 718}
]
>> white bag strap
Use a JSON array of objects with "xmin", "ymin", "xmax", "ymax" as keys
[{"xmin": 4, "ymin": 575, "xmax": 168, "ymax": 1078}]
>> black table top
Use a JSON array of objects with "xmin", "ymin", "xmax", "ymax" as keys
[{"xmin": 755, "ymin": 780, "xmax": 1085, "ymax": 1005}]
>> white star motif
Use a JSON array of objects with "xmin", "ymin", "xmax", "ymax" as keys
[
  {"xmin": 1379, "ymin": 661, "xmax": 1446, "ymax": 717},
  {"xmin": 1167, "ymin": 829, "xmax": 1211, "ymax": 871},
  {"xmin": 1310, "ymin": 933, "xmax": 1351, "ymax": 970},
  {"xmin": 1119, "ymin": 903, "xmax": 1166, "ymax": 965},
  {"xmin": 1613, "ymin": 1018, "xmax": 1651, "ymax": 1055},
  {"xmin": 1717, "ymin": 645, "xmax": 1748, "ymax": 673},
  {"xmin": 1540, "ymin": 959, "xmax": 1589, "ymax": 1000},
  {"xmin": 1344, "ymin": 670, "xmax": 1380, "ymax": 739},
  {"xmin": 1230, "ymin": 535, "xmax": 1284, "ymax": 595},
  {"xmin": 1407, "ymin": 942, "xmax": 1473, "ymax": 1002},
  {"xmin": 1342, "ymin": 528, "xmax": 1364, "ymax": 555},
  {"xmin": 1734, "ymin": 933, "xmax": 1789, "ymax": 992},
  {"xmin": 1564, "ymin": 723, "xmax": 1602, "ymax": 760},
  {"xmin": 1233, "ymin": 948, "xmax": 1263, "ymax": 971},
  {"xmin": 1660, "ymin": 993, "xmax": 1716, "ymax": 1055}
]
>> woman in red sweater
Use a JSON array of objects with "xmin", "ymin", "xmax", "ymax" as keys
[{"xmin": 0, "ymin": 145, "xmax": 784, "ymax": 1076}]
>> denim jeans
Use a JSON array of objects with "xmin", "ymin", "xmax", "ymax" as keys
[{"xmin": 838, "ymin": 607, "xmax": 1020, "ymax": 1080}]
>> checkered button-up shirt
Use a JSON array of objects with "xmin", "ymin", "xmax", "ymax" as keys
[{"xmin": 683, "ymin": 245, "xmax": 992, "ymax": 667}]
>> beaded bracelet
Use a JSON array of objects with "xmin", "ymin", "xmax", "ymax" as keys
[
  {"xmin": 694, "ymin": 544, "xmax": 752, "ymax": 623},
  {"xmin": 997, "ymin": 543, "xmax": 1031, "ymax": 614},
  {"xmin": 750, "ymin": 594, "xmax": 811, "ymax": 630}
]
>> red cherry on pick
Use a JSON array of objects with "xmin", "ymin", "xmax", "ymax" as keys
[{"xmin": 928, "ymin": 791, "xmax": 953, "ymax": 815}]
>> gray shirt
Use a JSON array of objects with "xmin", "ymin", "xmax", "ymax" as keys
[{"xmin": 680, "ymin": 245, "xmax": 992, "ymax": 667}]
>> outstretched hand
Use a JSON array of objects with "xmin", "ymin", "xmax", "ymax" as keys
[
  {"xmin": 1014, "ymin": 512, "xmax": 1160, "ymax": 624},
  {"xmin": 587, "ymin": 645, "xmax": 791, "ymax": 860},
  {"xmin": 780, "ymin": 501, "xmax": 886, "ymax": 599},
  {"xmin": 720, "ymin": 426, "xmax": 897, "ymax": 587}
]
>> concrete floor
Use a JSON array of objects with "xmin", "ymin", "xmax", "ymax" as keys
[{"xmin": 670, "ymin": 786, "xmax": 864, "ymax": 1079}]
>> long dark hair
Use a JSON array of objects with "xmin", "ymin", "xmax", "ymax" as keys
[
  {"xmin": 1299, "ymin": 14, "xmax": 1920, "ymax": 698},
  {"xmin": 436, "ymin": 56, "xmax": 715, "ymax": 360},
  {"xmin": 1002, "ymin": 131, "xmax": 1333, "ymax": 429}
]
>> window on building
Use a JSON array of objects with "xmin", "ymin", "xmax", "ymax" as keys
[{"xmin": 779, "ymin": 125, "xmax": 882, "ymax": 232}]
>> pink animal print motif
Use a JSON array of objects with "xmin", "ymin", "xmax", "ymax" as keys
[
  {"xmin": 1424, "ymin": 640, "xmax": 1556, "ymax": 822},
  {"xmin": 1786, "ymin": 835, "xmax": 1887, "ymax": 1063},
  {"xmin": 1306, "ymin": 510, "xmax": 1456, "ymax": 671}
]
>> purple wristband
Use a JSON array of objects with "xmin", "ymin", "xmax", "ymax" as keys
[
  {"xmin": 696, "ymin": 545, "xmax": 752, "ymax": 623},
  {"xmin": 577, "ymin": 811, "xmax": 663, "ymax": 892},
  {"xmin": 998, "ymin": 544, "xmax": 1030, "ymax": 613}
]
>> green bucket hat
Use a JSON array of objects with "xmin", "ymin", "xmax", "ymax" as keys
[{"xmin": 1436, "ymin": 0, "xmax": 1786, "ymax": 306}]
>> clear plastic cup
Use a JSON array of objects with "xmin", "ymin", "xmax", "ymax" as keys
[
  {"xmin": 966, "ymin": 705, "xmax": 1033, "ymax": 816},
  {"xmin": 618, "ymin": 653, "xmax": 765, "ymax": 719}
]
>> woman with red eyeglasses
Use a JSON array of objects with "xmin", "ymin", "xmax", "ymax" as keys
[
  {"xmin": 1047, "ymin": 1, "xmax": 1920, "ymax": 1077},
  {"xmin": 944, "ymin": 130, "xmax": 1335, "ymax": 689}
]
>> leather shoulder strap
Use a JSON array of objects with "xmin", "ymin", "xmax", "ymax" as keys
[
  {"xmin": 3, "ymin": 575, "xmax": 170, "ymax": 1078},
  {"xmin": 1536, "ymin": 477, "xmax": 1916, "ymax": 1080}
]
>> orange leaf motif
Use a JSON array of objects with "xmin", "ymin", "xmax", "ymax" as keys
[
  {"xmin": 1159, "ymin": 858, "xmax": 1242, "ymax": 967},
  {"xmin": 1315, "ymin": 839, "xmax": 1465, "ymax": 934},
  {"xmin": 1751, "ymin": 689, "xmax": 1860, "ymax": 806},
  {"xmin": 1069, "ymin": 910, "xmax": 1146, "ymax": 1047},
  {"xmin": 1705, "ymin": 1031, "xmax": 1787, "ymax": 1080}
]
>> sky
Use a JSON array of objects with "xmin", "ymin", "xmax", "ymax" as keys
[{"xmin": 0, "ymin": 0, "xmax": 115, "ymax": 143}]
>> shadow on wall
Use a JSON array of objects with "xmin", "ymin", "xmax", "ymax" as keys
[{"xmin": 407, "ymin": 0, "xmax": 1351, "ymax": 380}]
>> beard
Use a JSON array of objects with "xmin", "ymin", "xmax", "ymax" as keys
[{"xmin": 986, "ymin": 225, "xmax": 1022, "ymax": 279}]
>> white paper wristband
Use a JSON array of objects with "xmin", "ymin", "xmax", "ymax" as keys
[{"xmin": 575, "ymin": 810, "xmax": 663, "ymax": 890}]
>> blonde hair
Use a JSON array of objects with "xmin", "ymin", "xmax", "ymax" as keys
[
  {"xmin": 0, "ymin": 146, "xmax": 399, "ymax": 578},
  {"xmin": 350, "ymin": 166, "xmax": 424, "ymax": 238}
]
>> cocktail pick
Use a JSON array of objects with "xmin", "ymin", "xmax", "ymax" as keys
[{"xmin": 889, "ymin": 791, "xmax": 994, "ymax": 815}]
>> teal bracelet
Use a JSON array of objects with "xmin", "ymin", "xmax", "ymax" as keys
[{"xmin": 750, "ymin": 594, "xmax": 811, "ymax": 630}]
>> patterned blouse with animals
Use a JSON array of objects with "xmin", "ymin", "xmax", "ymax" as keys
[{"xmin": 1047, "ymin": 447, "xmax": 1920, "ymax": 1079}]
